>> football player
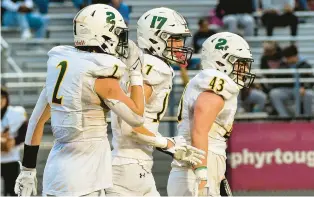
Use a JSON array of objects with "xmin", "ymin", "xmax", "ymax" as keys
[
  {"xmin": 106, "ymin": 7, "xmax": 205, "ymax": 196},
  {"xmin": 167, "ymin": 32, "xmax": 256, "ymax": 196},
  {"xmin": 14, "ymin": 4, "xmax": 145, "ymax": 196}
]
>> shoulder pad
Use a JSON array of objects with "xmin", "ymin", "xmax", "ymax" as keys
[
  {"xmin": 48, "ymin": 46, "xmax": 127, "ymax": 79},
  {"xmin": 47, "ymin": 45, "xmax": 75, "ymax": 57},
  {"xmin": 195, "ymin": 69, "xmax": 239, "ymax": 100},
  {"xmin": 142, "ymin": 54, "xmax": 174, "ymax": 86}
]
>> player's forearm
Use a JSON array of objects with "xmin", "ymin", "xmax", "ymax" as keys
[
  {"xmin": 191, "ymin": 92, "xmax": 224, "ymax": 168},
  {"xmin": 130, "ymin": 85, "xmax": 145, "ymax": 116},
  {"xmin": 23, "ymin": 88, "xmax": 50, "ymax": 169},
  {"xmin": 130, "ymin": 126, "xmax": 169, "ymax": 148},
  {"xmin": 133, "ymin": 126, "xmax": 155, "ymax": 136},
  {"xmin": 23, "ymin": 105, "xmax": 50, "ymax": 168},
  {"xmin": 192, "ymin": 129, "xmax": 208, "ymax": 168}
]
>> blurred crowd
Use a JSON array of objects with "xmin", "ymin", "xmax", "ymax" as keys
[
  {"xmin": 1, "ymin": 0, "xmax": 130, "ymax": 39},
  {"xmin": 239, "ymin": 44, "xmax": 313, "ymax": 117}
]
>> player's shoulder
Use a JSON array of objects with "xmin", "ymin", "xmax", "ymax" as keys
[
  {"xmin": 48, "ymin": 45, "xmax": 75, "ymax": 57},
  {"xmin": 48, "ymin": 45, "xmax": 126, "ymax": 69},
  {"xmin": 91, "ymin": 53, "xmax": 126, "ymax": 69},
  {"xmin": 88, "ymin": 53, "xmax": 126, "ymax": 78},
  {"xmin": 142, "ymin": 54, "xmax": 174, "ymax": 86},
  {"xmin": 143, "ymin": 54, "xmax": 173, "ymax": 76},
  {"xmin": 193, "ymin": 69, "xmax": 239, "ymax": 99}
]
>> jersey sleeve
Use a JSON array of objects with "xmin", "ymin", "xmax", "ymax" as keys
[
  {"xmin": 142, "ymin": 62, "xmax": 172, "ymax": 86},
  {"xmin": 196, "ymin": 70, "xmax": 239, "ymax": 100},
  {"xmin": 90, "ymin": 54, "xmax": 127, "ymax": 79}
]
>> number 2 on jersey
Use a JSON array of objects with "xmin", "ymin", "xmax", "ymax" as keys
[
  {"xmin": 209, "ymin": 77, "xmax": 225, "ymax": 92},
  {"xmin": 52, "ymin": 61, "xmax": 68, "ymax": 104}
]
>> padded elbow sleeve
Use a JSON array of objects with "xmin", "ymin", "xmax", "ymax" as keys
[{"xmin": 104, "ymin": 99, "xmax": 144, "ymax": 127}]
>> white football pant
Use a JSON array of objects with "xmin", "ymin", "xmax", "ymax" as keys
[
  {"xmin": 167, "ymin": 151, "xmax": 226, "ymax": 196},
  {"xmin": 106, "ymin": 161, "xmax": 160, "ymax": 196}
]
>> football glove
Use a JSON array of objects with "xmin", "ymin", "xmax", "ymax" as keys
[
  {"xmin": 122, "ymin": 39, "xmax": 144, "ymax": 86},
  {"xmin": 14, "ymin": 164, "xmax": 37, "ymax": 196},
  {"xmin": 168, "ymin": 136, "xmax": 206, "ymax": 166}
]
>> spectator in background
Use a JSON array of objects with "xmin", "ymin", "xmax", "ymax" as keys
[
  {"xmin": 269, "ymin": 45, "xmax": 314, "ymax": 117},
  {"xmin": 261, "ymin": 41, "xmax": 283, "ymax": 70},
  {"xmin": 32, "ymin": 0, "xmax": 49, "ymax": 14},
  {"xmin": 216, "ymin": 0, "xmax": 255, "ymax": 36},
  {"xmin": 238, "ymin": 87, "xmax": 267, "ymax": 113},
  {"xmin": 1, "ymin": 87, "xmax": 28, "ymax": 196},
  {"xmin": 208, "ymin": 6, "xmax": 224, "ymax": 30},
  {"xmin": 308, "ymin": 0, "xmax": 314, "ymax": 10},
  {"xmin": 2, "ymin": 0, "xmax": 48, "ymax": 39},
  {"xmin": 193, "ymin": 18, "xmax": 216, "ymax": 53},
  {"xmin": 260, "ymin": 41, "xmax": 283, "ymax": 93},
  {"xmin": 294, "ymin": 0, "xmax": 308, "ymax": 10},
  {"xmin": 110, "ymin": 0, "xmax": 130, "ymax": 24},
  {"xmin": 260, "ymin": 0, "xmax": 298, "ymax": 36}
]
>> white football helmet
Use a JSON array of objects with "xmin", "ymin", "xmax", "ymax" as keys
[
  {"xmin": 73, "ymin": 4, "xmax": 128, "ymax": 57},
  {"xmin": 137, "ymin": 7, "xmax": 193, "ymax": 66},
  {"xmin": 201, "ymin": 32, "xmax": 256, "ymax": 88}
]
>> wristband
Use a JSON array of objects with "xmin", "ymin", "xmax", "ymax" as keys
[
  {"xmin": 194, "ymin": 166, "xmax": 207, "ymax": 181},
  {"xmin": 130, "ymin": 75, "xmax": 143, "ymax": 87},
  {"xmin": 155, "ymin": 136, "xmax": 168, "ymax": 149},
  {"xmin": 22, "ymin": 144, "xmax": 39, "ymax": 168}
]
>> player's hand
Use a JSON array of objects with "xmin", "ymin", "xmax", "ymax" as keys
[
  {"xmin": 173, "ymin": 145, "xmax": 205, "ymax": 166},
  {"xmin": 123, "ymin": 39, "xmax": 143, "ymax": 78},
  {"xmin": 14, "ymin": 165, "xmax": 37, "ymax": 196},
  {"xmin": 170, "ymin": 136, "xmax": 205, "ymax": 165}
]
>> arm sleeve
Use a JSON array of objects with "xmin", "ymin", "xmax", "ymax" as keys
[
  {"xmin": 25, "ymin": 87, "xmax": 48, "ymax": 145},
  {"xmin": 103, "ymin": 98, "xmax": 144, "ymax": 127}
]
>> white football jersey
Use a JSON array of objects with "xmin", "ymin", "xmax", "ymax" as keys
[
  {"xmin": 1, "ymin": 106, "xmax": 27, "ymax": 163},
  {"xmin": 43, "ymin": 46, "xmax": 126, "ymax": 196},
  {"xmin": 111, "ymin": 54, "xmax": 174, "ymax": 162},
  {"xmin": 173, "ymin": 69, "xmax": 239, "ymax": 167}
]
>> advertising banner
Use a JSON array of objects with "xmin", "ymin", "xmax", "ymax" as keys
[{"xmin": 228, "ymin": 122, "xmax": 314, "ymax": 190}]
